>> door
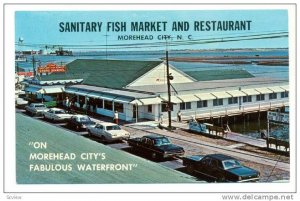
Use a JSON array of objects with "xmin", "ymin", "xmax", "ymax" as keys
[{"xmin": 133, "ymin": 105, "xmax": 139, "ymax": 119}]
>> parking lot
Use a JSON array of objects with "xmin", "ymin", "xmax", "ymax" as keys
[{"xmin": 17, "ymin": 108, "xmax": 290, "ymax": 182}]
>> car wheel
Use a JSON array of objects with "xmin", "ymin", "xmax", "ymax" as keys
[
  {"xmin": 217, "ymin": 176, "xmax": 226, "ymax": 183},
  {"xmin": 187, "ymin": 165, "xmax": 194, "ymax": 174},
  {"xmin": 87, "ymin": 129, "xmax": 92, "ymax": 137},
  {"xmin": 151, "ymin": 153, "xmax": 157, "ymax": 159},
  {"xmin": 100, "ymin": 135, "xmax": 106, "ymax": 141}
]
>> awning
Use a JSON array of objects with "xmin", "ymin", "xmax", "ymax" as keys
[
  {"xmin": 177, "ymin": 94, "xmax": 200, "ymax": 102},
  {"xmin": 65, "ymin": 88, "xmax": 79, "ymax": 94},
  {"xmin": 268, "ymin": 86, "xmax": 285, "ymax": 93},
  {"xmin": 42, "ymin": 87, "xmax": 64, "ymax": 94},
  {"xmin": 86, "ymin": 92, "xmax": 102, "ymax": 98},
  {"xmin": 161, "ymin": 96, "xmax": 183, "ymax": 104},
  {"xmin": 211, "ymin": 91, "xmax": 232, "ymax": 99},
  {"xmin": 100, "ymin": 94, "xmax": 117, "ymax": 101},
  {"xmin": 280, "ymin": 85, "xmax": 289, "ymax": 91},
  {"xmin": 138, "ymin": 97, "xmax": 164, "ymax": 105},
  {"xmin": 226, "ymin": 90, "xmax": 246, "ymax": 97},
  {"xmin": 130, "ymin": 99, "xmax": 143, "ymax": 106},
  {"xmin": 241, "ymin": 88, "xmax": 260, "ymax": 96},
  {"xmin": 255, "ymin": 87, "xmax": 273, "ymax": 94},
  {"xmin": 75, "ymin": 90, "xmax": 90, "ymax": 96},
  {"xmin": 195, "ymin": 93, "xmax": 215, "ymax": 100},
  {"xmin": 24, "ymin": 87, "xmax": 42, "ymax": 94},
  {"xmin": 114, "ymin": 96, "xmax": 134, "ymax": 104}
]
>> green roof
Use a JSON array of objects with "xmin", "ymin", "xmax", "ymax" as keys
[
  {"xmin": 185, "ymin": 69, "xmax": 254, "ymax": 81},
  {"xmin": 39, "ymin": 59, "xmax": 162, "ymax": 89},
  {"xmin": 16, "ymin": 113, "xmax": 197, "ymax": 184}
]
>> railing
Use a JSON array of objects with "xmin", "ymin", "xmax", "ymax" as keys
[{"xmin": 180, "ymin": 99, "xmax": 288, "ymax": 120}]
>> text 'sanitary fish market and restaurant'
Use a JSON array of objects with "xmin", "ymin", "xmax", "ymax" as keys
[{"xmin": 20, "ymin": 58, "xmax": 289, "ymax": 123}]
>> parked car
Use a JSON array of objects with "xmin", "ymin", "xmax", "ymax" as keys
[
  {"xmin": 182, "ymin": 154, "xmax": 260, "ymax": 182},
  {"xmin": 42, "ymin": 108, "xmax": 73, "ymax": 122},
  {"xmin": 87, "ymin": 122, "xmax": 130, "ymax": 142},
  {"xmin": 24, "ymin": 103, "xmax": 48, "ymax": 116},
  {"xmin": 15, "ymin": 97, "xmax": 28, "ymax": 109},
  {"xmin": 67, "ymin": 115, "xmax": 96, "ymax": 131},
  {"xmin": 127, "ymin": 134, "xmax": 185, "ymax": 160}
]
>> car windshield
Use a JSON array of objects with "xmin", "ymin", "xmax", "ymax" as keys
[
  {"xmin": 35, "ymin": 104, "xmax": 46, "ymax": 108},
  {"xmin": 55, "ymin": 110, "xmax": 66, "ymax": 114},
  {"xmin": 222, "ymin": 159, "xmax": 242, "ymax": 170},
  {"xmin": 154, "ymin": 137, "xmax": 171, "ymax": 146},
  {"xmin": 106, "ymin": 125, "xmax": 121, "ymax": 130},
  {"xmin": 79, "ymin": 117, "xmax": 91, "ymax": 122}
]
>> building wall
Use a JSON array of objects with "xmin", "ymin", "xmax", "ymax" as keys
[{"xmin": 128, "ymin": 63, "xmax": 194, "ymax": 87}]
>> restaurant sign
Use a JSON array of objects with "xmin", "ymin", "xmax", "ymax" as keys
[{"xmin": 37, "ymin": 63, "xmax": 66, "ymax": 73}]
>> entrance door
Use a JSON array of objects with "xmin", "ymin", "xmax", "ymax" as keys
[{"xmin": 133, "ymin": 105, "xmax": 139, "ymax": 119}]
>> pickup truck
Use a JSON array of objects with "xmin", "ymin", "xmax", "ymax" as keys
[
  {"xmin": 127, "ymin": 134, "xmax": 185, "ymax": 160},
  {"xmin": 182, "ymin": 154, "xmax": 260, "ymax": 182}
]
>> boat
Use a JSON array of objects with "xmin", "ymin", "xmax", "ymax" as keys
[{"xmin": 15, "ymin": 55, "xmax": 27, "ymax": 62}]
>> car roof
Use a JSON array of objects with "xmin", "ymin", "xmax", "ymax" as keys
[
  {"xmin": 207, "ymin": 154, "xmax": 236, "ymax": 161},
  {"xmin": 72, "ymin": 115, "xmax": 89, "ymax": 118},
  {"xmin": 49, "ymin": 108, "xmax": 64, "ymax": 111},
  {"xmin": 97, "ymin": 122, "xmax": 118, "ymax": 126},
  {"xmin": 143, "ymin": 134, "xmax": 166, "ymax": 140}
]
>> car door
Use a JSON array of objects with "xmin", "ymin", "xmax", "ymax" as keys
[
  {"xmin": 92, "ymin": 124, "xmax": 103, "ymax": 137},
  {"xmin": 209, "ymin": 159, "xmax": 222, "ymax": 181},
  {"xmin": 197, "ymin": 157, "xmax": 212, "ymax": 177}
]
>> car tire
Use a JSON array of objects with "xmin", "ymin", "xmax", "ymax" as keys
[
  {"xmin": 100, "ymin": 135, "xmax": 106, "ymax": 142},
  {"xmin": 217, "ymin": 176, "xmax": 226, "ymax": 183},
  {"xmin": 187, "ymin": 165, "xmax": 194, "ymax": 174},
  {"xmin": 151, "ymin": 153, "xmax": 157, "ymax": 159}
]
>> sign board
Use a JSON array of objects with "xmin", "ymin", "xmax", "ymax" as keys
[
  {"xmin": 37, "ymin": 63, "xmax": 66, "ymax": 73},
  {"xmin": 17, "ymin": 71, "xmax": 33, "ymax": 76}
]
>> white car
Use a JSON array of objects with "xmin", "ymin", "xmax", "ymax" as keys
[
  {"xmin": 42, "ymin": 108, "xmax": 73, "ymax": 122},
  {"xmin": 87, "ymin": 122, "xmax": 130, "ymax": 142},
  {"xmin": 25, "ymin": 103, "xmax": 48, "ymax": 116},
  {"xmin": 15, "ymin": 97, "xmax": 28, "ymax": 108}
]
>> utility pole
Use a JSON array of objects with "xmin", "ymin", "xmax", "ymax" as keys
[
  {"xmin": 32, "ymin": 55, "xmax": 36, "ymax": 77},
  {"xmin": 104, "ymin": 32, "xmax": 109, "ymax": 62},
  {"xmin": 166, "ymin": 50, "xmax": 172, "ymax": 130}
]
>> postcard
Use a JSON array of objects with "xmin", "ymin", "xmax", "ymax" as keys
[{"xmin": 1, "ymin": 2, "xmax": 297, "ymax": 200}]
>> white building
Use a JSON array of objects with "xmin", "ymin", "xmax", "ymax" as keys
[{"xmin": 23, "ymin": 59, "xmax": 289, "ymax": 122}]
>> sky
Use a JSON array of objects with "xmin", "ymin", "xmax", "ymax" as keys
[{"xmin": 15, "ymin": 10, "xmax": 288, "ymax": 51}]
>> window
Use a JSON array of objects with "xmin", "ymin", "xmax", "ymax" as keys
[
  {"xmin": 104, "ymin": 100, "xmax": 113, "ymax": 110},
  {"xmin": 228, "ymin": 97, "xmax": 238, "ymax": 104},
  {"xmin": 114, "ymin": 102, "xmax": 124, "ymax": 113},
  {"xmin": 197, "ymin": 100, "xmax": 207, "ymax": 108},
  {"xmin": 147, "ymin": 105, "xmax": 152, "ymax": 113},
  {"xmin": 269, "ymin": 93, "xmax": 277, "ymax": 100},
  {"xmin": 180, "ymin": 102, "xmax": 191, "ymax": 110},
  {"xmin": 186, "ymin": 102, "xmax": 191, "ymax": 109},
  {"xmin": 95, "ymin": 98, "xmax": 103, "ymax": 108},
  {"xmin": 281, "ymin": 91, "xmax": 289, "ymax": 98},
  {"xmin": 213, "ymin": 99, "xmax": 223, "ymax": 106},
  {"xmin": 256, "ymin": 94, "xmax": 265, "ymax": 101},
  {"xmin": 243, "ymin": 95, "xmax": 252, "ymax": 103}
]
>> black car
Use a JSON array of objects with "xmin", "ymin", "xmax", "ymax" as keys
[
  {"xmin": 67, "ymin": 115, "xmax": 96, "ymax": 131},
  {"xmin": 182, "ymin": 154, "xmax": 260, "ymax": 182},
  {"xmin": 127, "ymin": 134, "xmax": 185, "ymax": 160}
]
